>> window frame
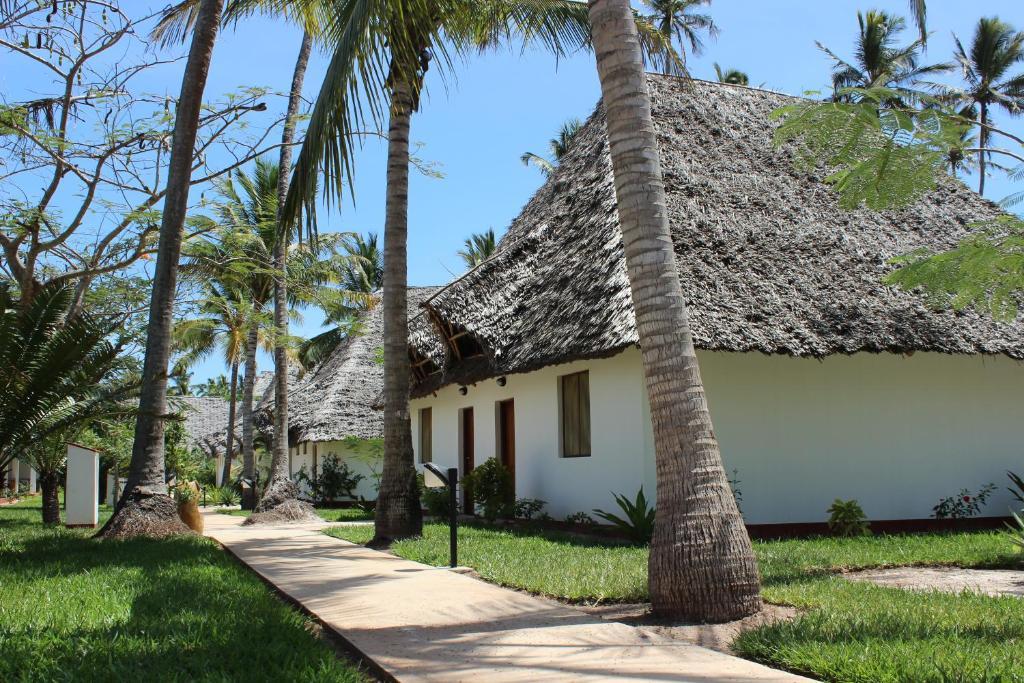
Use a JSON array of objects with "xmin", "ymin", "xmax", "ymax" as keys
[{"xmin": 558, "ymin": 370, "xmax": 591, "ymax": 458}]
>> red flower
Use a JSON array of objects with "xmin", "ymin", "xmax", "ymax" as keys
[{"xmin": 963, "ymin": 496, "xmax": 971, "ymax": 503}]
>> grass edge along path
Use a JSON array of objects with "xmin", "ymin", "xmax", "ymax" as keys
[
  {"xmin": 326, "ymin": 521, "xmax": 1024, "ymax": 683},
  {"xmin": 1, "ymin": 497, "xmax": 370, "ymax": 682}
]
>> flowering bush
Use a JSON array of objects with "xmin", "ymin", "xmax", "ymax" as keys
[{"xmin": 932, "ymin": 484, "xmax": 997, "ymax": 519}]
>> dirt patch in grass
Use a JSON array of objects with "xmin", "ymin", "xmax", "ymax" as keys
[
  {"xmin": 579, "ymin": 602, "xmax": 799, "ymax": 655},
  {"xmin": 845, "ymin": 566, "xmax": 1024, "ymax": 598}
]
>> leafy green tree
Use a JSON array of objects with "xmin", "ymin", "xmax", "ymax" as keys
[
  {"xmin": 457, "ymin": 228, "xmax": 497, "ymax": 270},
  {"xmin": 885, "ymin": 216, "xmax": 1024, "ymax": 320},
  {"xmin": 817, "ymin": 10, "xmax": 951, "ymax": 105},
  {"xmin": 713, "ymin": 63, "xmax": 748, "ymax": 86},
  {"xmin": 0, "ymin": 283, "xmax": 137, "ymax": 524},
  {"xmin": 639, "ymin": 0, "xmax": 717, "ymax": 75},
  {"xmin": 521, "ymin": 118, "xmax": 583, "ymax": 176},
  {"xmin": 950, "ymin": 17, "xmax": 1024, "ymax": 196}
]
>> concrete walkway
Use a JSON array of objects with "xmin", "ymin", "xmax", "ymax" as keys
[{"xmin": 203, "ymin": 511, "xmax": 812, "ymax": 682}]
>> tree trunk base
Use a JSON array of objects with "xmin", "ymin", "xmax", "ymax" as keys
[
  {"xmin": 244, "ymin": 478, "xmax": 318, "ymax": 525},
  {"xmin": 98, "ymin": 491, "xmax": 193, "ymax": 539},
  {"xmin": 372, "ymin": 473, "xmax": 422, "ymax": 544}
]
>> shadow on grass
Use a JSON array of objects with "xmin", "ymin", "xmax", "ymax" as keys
[{"xmin": 1, "ymin": 510, "xmax": 366, "ymax": 682}]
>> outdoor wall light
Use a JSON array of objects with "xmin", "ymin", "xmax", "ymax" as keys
[
  {"xmin": 458, "ymin": 385, "xmax": 468, "ymax": 395},
  {"xmin": 496, "ymin": 376, "xmax": 507, "ymax": 387}
]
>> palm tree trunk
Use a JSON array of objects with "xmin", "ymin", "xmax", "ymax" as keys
[
  {"xmin": 40, "ymin": 470, "xmax": 60, "ymax": 525},
  {"xmin": 221, "ymin": 360, "xmax": 239, "ymax": 487},
  {"xmin": 587, "ymin": 0, "xmax": 761, "ymax": 622},
  {"xmin": 240, "ymin": 324, "xmax": 258, "ymax": 484},
  {"xmin": 978, "ymin": 101, "xmax": 988, "ymax": 197},
  {"xmin": 253, "ymin": 30, "xmax": 313, "ymax": 516},
  {"xmin": 372, "ymin": 77, "xmax": 423, "ymax": 542},
  {"xmin": 99, "ymin": 0, "xmax": 224, "ymax": 538}
]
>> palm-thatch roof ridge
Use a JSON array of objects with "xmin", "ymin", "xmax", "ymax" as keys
[
  {"xmin": 287, "ymin": 286, "xmax": 439, "ymax": 443},
  {"xmin": 410, "ymin": 75, "xmax": 1023, "ymax": 397}
]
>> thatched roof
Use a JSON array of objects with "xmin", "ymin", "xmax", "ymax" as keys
[
  {"xmin": 410, "ymin": 76, "xmax": 1024, "ymax": 397},
  {"xmin": 174, "ymin": 396, "xmax": 232, "ymax": 453},
  {"xmin": 286, "ymin": 287, "xmax": 439, "ymax": 442}
]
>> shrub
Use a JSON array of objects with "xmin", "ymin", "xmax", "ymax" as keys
[
  {"xmin": 294, "ymin": 454, "xmax": 364, "ymax": 504},
  {"xmin": 214, "ymin": 486, "xmax": 239, "ymax": 507},
  {"xmin": 594, "ymin": 487, "xmax": 656, "ymax": 543},
  {"xmin": 728, "ymin": 468, "xmax": 743, "ymax": 515},
  {"xmin": 565, "ymin": 511, "xmax": 596, "ymax": 526},
  {"xmin": 173, "ymin": 483, "xmax": 197, "ymax": 504},
  {"xmin": 421, "ymin": 485, "xmax": 451, "ymax": 518},
  {"xmin": 827, "ymin": 499, "xmax": 870, "ymax": 536},
  {"xmin": 933, "ymin": 484, "xmax": 997, "ymax": 519},
  {"xmin": 1005, "ymin": 511, "xmax": 1024, "ymax": 554},
  {"xmin": 513, "ymin": 498, "xmax": 547, "ymax": 520},
  {"xmin": 1008, "ymin": 471, "xmax": 1024, "ymax": 510},
  {"xmin": 462, "ymin": 458, "xmax": 513, "ymax": 521}
]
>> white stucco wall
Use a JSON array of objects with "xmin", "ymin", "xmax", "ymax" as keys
[
  {"xmin": 290, "ymin": 440, "xmax": 381, "ymax": 501},
  {"xmin": 410, "ymin": 348, "xmax": 1024, "ymax": 524}
]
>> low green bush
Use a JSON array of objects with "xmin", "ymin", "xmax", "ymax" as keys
[
  {"xmin": 827, "ymin": 498, "xmax": 870, "ymax": 536},
  {"xmin": 462, "ymin": 458, "xmax": 513, "ymax": 521},
  {"xmin": 593, "ymin": 487, "xmax": 655, "ymax": 543}
]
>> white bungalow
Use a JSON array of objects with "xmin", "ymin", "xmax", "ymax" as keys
[
  {"xmin": 281, "ymin": 288, "xmax": 437, "ymax": 501},
  {"xmin": 405, "ymin": 76, "xmax": 1024, "ymax": 529}
]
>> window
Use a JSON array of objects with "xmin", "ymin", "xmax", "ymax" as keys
[
  {"xmin": 419, "ymin": 407, "xmax": 433, "ymax": 463},
  {"xmin": 560, "ymin": 371, "xmax": 591, "ymax": 457}
]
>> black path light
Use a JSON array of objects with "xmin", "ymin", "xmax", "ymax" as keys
[{"xmin": 423, "ymin": 462, "xmax": 460, "ymax": 568}]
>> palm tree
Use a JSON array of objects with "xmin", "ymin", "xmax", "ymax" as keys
[
  {"xmin": 277, "ymin": 0, "xmax": 646, "ymax": 543},
  {"xmin": 587, "ymin": 0, "xmax": 761, "ymax": 621},
  {"xmin": 100, "ymin": 0, "xmax": 225, "ymax": 538},
  {"xmin": 0, "ymin": 283, "xmax": 138, "ymax": 525},
  {"xmin": 169, "ymin": 371, "xmax": 194, "ymax": 396},
  {"xmin": 951, "ymin": 17, "xmax": 1024, "ymax": 196},
  {"xmin": 640, "ymin": 0, "xmax": 717, "ymax": 74},
  {"xmin": 185, "ymin": 158, "xmax": 357, "ymax": 487},
  {"xmin": 817, "ymin": 10, "xmax": 951, "ymax": 105},
  {"xmin": 298, "ymin": 232, "xmax": 383, "ymax": 370},
  {"xmin": 713, "ymin": 63, "xmax": 748, "ymax": 86},
  {"xmin": 196, "ymin": 375, "xmax": 231, "ymax": 398},
  {"xmin": 173, "ymin": 287, "xmax": 254, "ymax": 486},
  {"xmin": 457, "ymin": 228, "xmax": 497, "ymax": 269},
  {"xmin": 521, "ymin": 118, "xmax": 583, "ymax": 176}
]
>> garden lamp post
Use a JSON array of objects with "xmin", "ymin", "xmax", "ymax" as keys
[{"xmin": 423, "ymin": 463, "xmax": 459, "ymax": 568}]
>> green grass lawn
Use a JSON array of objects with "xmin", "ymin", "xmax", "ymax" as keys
[
  {"xmin": 218, "ymin": 506, "xmax": 373, "ymax": 522},
  {"xmin": 1, "ymin": 497, "xmax": 367, "ymax": 682},
  {"xmin": 327, "ymin": 522, "xmax": 1024, "ymax": 682}
]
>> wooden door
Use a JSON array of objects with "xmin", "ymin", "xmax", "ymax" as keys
[
  {"xmin": 461, "ymin": 407, "xmax": 474, "ymax": 514},
  {"xmin": 498, "ymin": 399, "xmax": 516, "ymax": 496}
]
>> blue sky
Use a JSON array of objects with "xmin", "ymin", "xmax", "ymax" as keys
[{"xmin": 4, "ymin": 1, "xmax": 1022, "ymax": 383}]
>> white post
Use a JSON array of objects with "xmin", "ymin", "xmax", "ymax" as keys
[
  {"xmin": 66, "ymin": 443, "xmax": 100, "ymax": 527},
  {"xmin": 8, "ymin": 458, "xmax": 19, "ymax": 491}
]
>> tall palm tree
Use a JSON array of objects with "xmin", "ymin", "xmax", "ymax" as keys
[
  {"xmin": 587, "ymin": 0, "xmax": 761, "ymax": 621},
  {"xmin": 713, "ymin": 63, "xmax": 748, "ymax": 86},
  {"xmin": 276, "ymin": 1, "xmax": 627, "ymax": 543},
  {"xmin": 457, "ymin": 228, "xmax": 497, "ymax": 269},
  {"xmin": 639, "ymin": 0, "xmax": 717, "ymax": 75},
  {"xmin": 100, "ymin": 0, "xmax": 225, "ymax": 538},
  {"xmin": 173, "ymin": 287, "xmax": 254, "ymax": 486},
  {"xmin": 952, "ymin": 17, "xmax": 1024, "ymax": 196},
  {"xmin": 521, "ymin": 118, "xmax": 583, "ymax": 176},
  {"xmin": 817, "ymin": 10, "xmax": 951, "ymax": 105},
  {"xmin": 185, "ymin": 158, "xmax": 358, "ymax": 486},
  {"xmin": 169, "ymin": 370, "xmax": 194, "ymax": 396}
]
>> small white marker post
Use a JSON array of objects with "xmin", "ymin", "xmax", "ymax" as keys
[{"xmin": 66, "ymin": 443, "xmax": 100, "ymax": 528}]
